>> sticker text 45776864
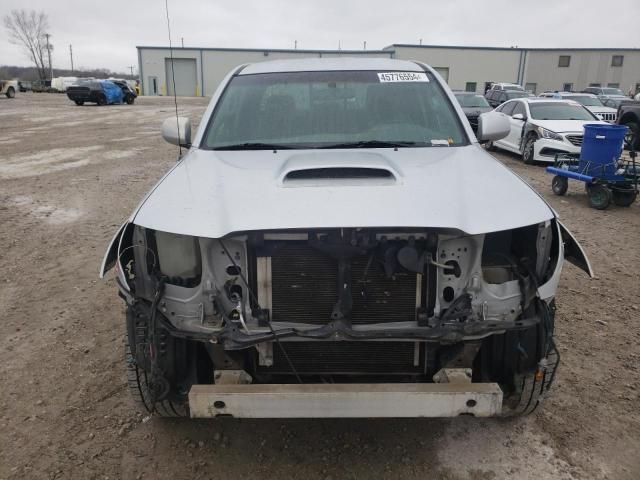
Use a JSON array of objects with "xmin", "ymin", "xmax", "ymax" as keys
[{"xmin": 377, "ymin": 72, "xmax": 429, "ymax": 83}]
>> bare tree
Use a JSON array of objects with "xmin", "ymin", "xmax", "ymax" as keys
[{"xmin": 3, "ymin": 10, "xmax": 50, "ymax": 81}]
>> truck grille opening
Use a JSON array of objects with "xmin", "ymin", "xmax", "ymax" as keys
[
  {"xmin": 262, "ymin": 341, "xmax": 423, "ymax": 375},
  {"xmin": 266, "ymin": 242, "xmax": 418, "ymax": 325}
]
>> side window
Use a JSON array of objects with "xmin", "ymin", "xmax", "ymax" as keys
[
  {"xmin": 558, "ymin": 55, "xmax": 571, "ymax": 67},
  {"xmin": 501, "ymin": 101, "xmax": 517, "ymax": 116},
  {"xmin": 499, "ymin": 92, "xmax": 507, "ymax": 103},
  {"xmin": 512, "ymin": 102, "xmax": 527, "ymax": 118}
]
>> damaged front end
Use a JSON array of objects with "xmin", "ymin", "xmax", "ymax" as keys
[{"xmin": 102, "ymin": 218, "xmax": 590, "ymax": 417}]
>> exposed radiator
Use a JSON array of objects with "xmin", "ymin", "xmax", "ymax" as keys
[{"xmin": 264, "ymin": 242, "xmax": 419, "ymax": 325}]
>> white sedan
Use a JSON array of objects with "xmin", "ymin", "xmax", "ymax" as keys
[{"xmin": 487, "ymin": 98, "xmax": 607, "ymax": 164}]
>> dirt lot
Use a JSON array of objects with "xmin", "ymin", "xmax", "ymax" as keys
[{"xmin": 1, "ymin": 93, "xmax": 639, "ymax": 480}]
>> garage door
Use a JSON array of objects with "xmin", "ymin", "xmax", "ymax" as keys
[{"xmin": 165, "ymin": 58, "xmax": 197, "ymax": 96}]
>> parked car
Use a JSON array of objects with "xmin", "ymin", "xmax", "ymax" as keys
[
  {"xmin": 616, "ymin": 102, "xmax": 640, "ymax": 150},
  {"xmin": 490, "ymin": 82, "xmax": 524, "ymax": 91},
  {"xmin": 453, "ymin": 92, "xmax": 492, "ymax": 133},
  {"xmin": 101, "ymin": 57, "xmax": 592, "ymax": 419},
  {"xmin": 487, "ymin": 98, "xmax": 606, "ymax": 163},
  {"xmin": 582, "ymin": 86, "xmax": 626, "ymax": 100},
  {"xmin": 0, "ymin": 79, "xmax": 18, "ymax": 98},
  {"xmin": 538, "ymin": 92, "xmax": 618, "ymax": 122},
  {"xmin": 111, "ymin": 80, "xmax": 137, "ymax": 104},
  {"xmin": 18, "ymin": 80, "xmax": 32, "ymax": 92},
  {"xmin": 66, "ymin": 80, "xmax": 124, "ymax": 106},
  {"xmin": 602, "ymin": 96, "xmax": 635, "ymax": 109},
  {"xmin": 485, "ymin": 89, "xmax": 530, "ymax": 108}
]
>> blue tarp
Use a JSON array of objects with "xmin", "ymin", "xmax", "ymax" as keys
[{"xmin": 101, "ymin": 80, "xmax": 123, "ymax": 104}]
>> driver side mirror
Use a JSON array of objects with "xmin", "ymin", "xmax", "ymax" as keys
[
  {"xmin": 161, "ymin": 116, "xmax": 192, "ymax": 148},
  {"xmin": 477, "ymin": 111, "xmax": 510, "ymax": 142},
  {"xmin": 512, "ymin": 113, "xmax": 525, "ymax": 121}
]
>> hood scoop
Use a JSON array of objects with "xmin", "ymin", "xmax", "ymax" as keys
[{"xmin": 278, "ymin": 152, "xmax": 401, "ymax": 187}]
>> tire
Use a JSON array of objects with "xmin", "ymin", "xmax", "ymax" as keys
[
  {"xmin": 125, "ymin": 305, "xmax": 189, "ymax": 417},
  {"xmin": 6, "ymin": 87, "xmax": 15, "ymax": 98},
  {"xmin": 522, "ymin": 135, "xmax": 536, "ymax": 165},
  {"xmin": 551, "ymin": 176, "xmax": 568, "ymax": 196},
  {"xmin": 623, "ymin": 121, "xmax": 639, "ymax": 151},
  {"xmin": 97, "ymin": 95, "xmax": 107, "ymax": 106},
  {"xmin": 126, "ymin": 95, "xmax": 135, "ymax": 105},
  {"xmin": 74, "ymin": 100, "xmax": 84, "ymax": 106},
  {"xmin": 502, "ymin": 347, "xmax": 559, "ymax": 417},
  {"xmin": 587, "ymin": 184, "xmax": 612, "ymax": 210},
  {"xmin": 611, "ymin": 188, "xmax": 637, "ymax": 207}
]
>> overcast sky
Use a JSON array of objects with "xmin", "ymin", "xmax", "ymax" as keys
[{"xmin": 2, "ymin": 0, "xmax": 639, "ymax": 74}]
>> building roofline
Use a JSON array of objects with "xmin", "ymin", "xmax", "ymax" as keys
[
  {"xmin": 136, "ymin": 46, "xmax": 394, "ymax": 55},
  {"xmin": 385, "ymin": 43, "xmax": 640, "ymax": 52}
]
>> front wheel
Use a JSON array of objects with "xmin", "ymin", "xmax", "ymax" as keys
[
  {"xmin": 611, "ymin": 188, "xmax": 637, "ymax": 207},
  {"xmin": 97, "ymin": 95, "xmax": 107, "ymax": 106},
  {"xmin": 75, "ymin": 100, "xmax": 84, "ymax": 106},
  {"xmin": 522, "ymin": 136, "xmax": 536, "ymax": 165},
  {"xmin": 125, "ymin": 95, "xmax": 135, "ymax": 105},
  {"xmin": 587, "ymin": 184, "xmax": 612, "ymax": 210},
  {"xmin": 6, "ymin": 87, "xmax": 15, "ymax": 98},
  {"xmin": 552, "ymin": 176, "xmax": 568, "ymax": 196}
]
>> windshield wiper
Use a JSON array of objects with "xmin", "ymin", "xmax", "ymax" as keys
[
  {"xmin": 213, "ymin": 142, "xmax": 296, "ymax": 150},
  {"xmin": 318, "ymin": 140, "xmax": 418, "ymax": 149}
]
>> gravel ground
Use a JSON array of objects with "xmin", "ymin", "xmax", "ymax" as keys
[{"xmin": 1, "ymin": 93, "xmax": 639, "ymax": 480}]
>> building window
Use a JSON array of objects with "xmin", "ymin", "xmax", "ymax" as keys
[
  {"xmin": 611, "ymin": 55, "xmax": 624, "ymax": 67},
  {"xmin": 558, "ymin": 55, "xmax": 571, "ymax": 67},
  {"xmin": 589, "ymin": 83, "xmax": 601, "ymax": 87},
  {"xmin": 607, "ymin": 83, "xmax": 620, "ymax": 88},
  {"xmin": 465, "ymin": 82, "xmax": 477, "ymax": 92},
  {"xmin": 525, "ymin": 83, "xmax": 537, "ymax": 94},
  {"xmin": 563, "ymin": 83, "xmax": 573, "ymax": 92}
]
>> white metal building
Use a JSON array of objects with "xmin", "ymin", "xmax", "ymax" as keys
[{"xmin": 137, "ymin": 44, "xmax": 640, "ymax": 97}]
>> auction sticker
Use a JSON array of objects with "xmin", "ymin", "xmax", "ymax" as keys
[{"xmin": 377, "ymin": 72, "xmax": 429, "ymax": 83}]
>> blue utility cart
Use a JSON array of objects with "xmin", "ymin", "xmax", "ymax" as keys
[{"xmin": 546, "ymin": 124, "xmax": 638, "ymax": 209}]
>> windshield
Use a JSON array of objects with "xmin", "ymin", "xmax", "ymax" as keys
[
  {"xmin": 568, "ymin": 95, "xmax": 603, "ymax": 107},
  {"xmin": 204, "ymin": 71, "xmax": 468, "ymax": 149},
  {"xmin": 529, "ymin": 102, "xmax": 597, "ymax": 121},
  {"xmin": 602, "ymin": 88, "xmax": 624, "ymax": 96},
  {"xmin": 455, "ymin": 94, "xmax": 490, "ymax": 108},
  {"xmin": 506, "ymin": 91, "xmax": 528, "ymax": 99}
]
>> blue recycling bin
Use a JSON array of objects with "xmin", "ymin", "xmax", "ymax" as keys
[{"xmin": 579, "ymin": 124, "xmax": 627, "ymax": 178}]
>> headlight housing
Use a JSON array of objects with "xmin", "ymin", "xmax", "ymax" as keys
[{"xmin": 536, "ymin": 127, "xmax": 564, "ymax": 141}]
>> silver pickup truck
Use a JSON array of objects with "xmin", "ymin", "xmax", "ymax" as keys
[{"xmin": 101, "ymin": 57, "xmax": 592, "ymax": 419}]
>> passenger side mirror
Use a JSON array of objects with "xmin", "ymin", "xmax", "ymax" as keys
[
  {"xmin": 162, "ymin": 116, "xmax": 192, "ymax": 148},
  {"xmin": 477, "ymin": 111, "xmax": 511, "ymax": 142},
  {"xmin": 512, "ymin": 113, "xmax": 525, "ymax": 121}
]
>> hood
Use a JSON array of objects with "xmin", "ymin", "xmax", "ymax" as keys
[
  {"xmin": 585, "ymin": 106, "xmax": 617, "ymax": 114},
  {"xmin": 132, "ymin": 146, "xmax": 554, "ymax": 238},
  {"xmin": 531, "ymin": 118, "xmax": 607, "ymax": 134},
  {"xmin": 461, "ymin": 106, "xmax": 492, "ymax": 116}
]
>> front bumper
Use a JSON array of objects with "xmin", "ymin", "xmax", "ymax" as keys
[
  {"xmin": 533, "ymin": 138, "xmax": 580, "ymax": 163},
  {"xmin": 188, "ymin": 382, "xmax": 503, "ymax": 418}
]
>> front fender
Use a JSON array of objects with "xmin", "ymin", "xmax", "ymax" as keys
[
  {"xmin": 558, "ymin": 220, "xmax": 594, "ymax": 277},
  {"xmin": 99, "ymin": 222, "xmax": 133, "ymax": 290}
]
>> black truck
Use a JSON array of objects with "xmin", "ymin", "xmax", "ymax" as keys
[{"xmin": 617, "ymin": 101, "xmax": 640, "ymax": 150}]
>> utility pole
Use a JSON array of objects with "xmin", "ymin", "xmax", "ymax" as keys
[
  {"xmin": 45, "ymin": 33, "xmax": 53, "ymax": 81},
  {"xmin": 419, "ymin": 38, "xmax": 423, "ymax": 45},
  {"xmin": 363, "ymin": 41, "xmax": 367, "ymax": 50},
  {"xmin": 181, "ymin": 37, "xmax": 184, "ymax": 48},
  {"xmin": 294, "ymin": 40, "xmax": 297, "ymax": 49},
  {"xmin": 69, "ymin": 44, "xmax": 74, "ymax": 73},
  {"xmin": 127, "ymin": 65, "xmax": 135, "ymax": 76}
]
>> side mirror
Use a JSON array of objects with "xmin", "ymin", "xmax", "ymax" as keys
[
  {"xmin": 477, "ymin": 111, "xmax": 511, "ymax": 142},
  {"xmin": 162, "ymin": 116, "xmax": 192, "ymax": 148},
  {"xmin": 512, "ymin": 113, "xmax": 525, "ymax": 121}
]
